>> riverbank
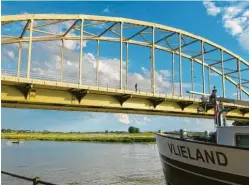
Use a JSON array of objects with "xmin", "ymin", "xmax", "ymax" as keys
[{"xmin": 1, "ymin": 132, "xmax": 156, "ymax": 143}]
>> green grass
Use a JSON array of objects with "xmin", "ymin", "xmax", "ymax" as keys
[{"xmin": 1, "ymin": 132, "xmax": 156, "ymax": 143}]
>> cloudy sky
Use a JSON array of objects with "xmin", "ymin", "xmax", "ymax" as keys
[{"xmin": 1, "ymin": 1, "xmax": 248, "ymax": 132}]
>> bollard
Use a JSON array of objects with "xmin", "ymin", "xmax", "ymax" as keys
[{"xmin": 179, "ymin": 129, "xmax": 187, "ymax": 139}]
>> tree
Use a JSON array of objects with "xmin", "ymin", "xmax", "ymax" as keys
[
  {"xmin": 128, "ymin": 126, "xmax": 140, "ymax": 133},
  {"xmin": 128, "ymin": 126, "xmax": 135, "ymax": 133},
  {"xmin": 135, "ymin": 127, "xmax": 140, "ymax": 133},
  {"xmin": 6, "ymin": 129, "xmax": 13, "ymax": 133},
  {"xmin": 105, "ymin": 130, "xmax": 108, "ymax": 133}
]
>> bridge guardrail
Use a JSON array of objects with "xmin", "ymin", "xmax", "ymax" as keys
[{"xmin": 1, "ymin": 69, "xmax": 198, "ymax": 100}]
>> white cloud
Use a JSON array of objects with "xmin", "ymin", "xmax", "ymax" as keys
[
  {"xmin": 103, "ymin": 7, "xmax": 110, "ymax": 13},
  {"xmin": 210, "ymin": 72, "xmax": 219, "ymax": 76},
  {"xmin": 238, "ymin": 27, "xmax": 249, "ymax": 50},
  {"xmin": 243, "ymin": 10, "xmax": 249, "ymax": 17},
  {"xmin": 7, "ymin": 50, "xmax": 15, "ymax": 59},
  {"xmin": 141, "ymin": 66, "xmax": 150, "ymax": 77},
  {"xmin": 203, "ymin": 1, "xmax": 222, "ymax": 16},
  {"xmin": 223, "ymin": 17, "xmax": 244, "ymax": 36},
  {"xmin": 114, "ymin": 113, "xmax": 130, "ymax": 124},
  {"xmin": 128, "ymin": 116, "xmax": 152, "ymax": 126},
  {"xmin": 203, "ymin": 1, "xmax": 249, "ymax": 52},
  {"xmin": 232, "ymin": 92, "xmax": 239, "ymax": 96},
  {"xmin": 64, "ymin": 40, "xmax": 79, "ymax": 50},
  {"xmin": 144, "ymin": 117, "xmax": 151, "ymax": 122},
  {"xmin": 34, "ymin": 20, "xmax": 86, "ymax": 50},
  {"xmin": 223, "ymin": 6, "xmax": 242, "ymax": 20},
  {"xmin": 63, "ymin": 40, "xmax": 87, "ymax": 50},
  {"xmin": 90, "ymin": 21, "xmax": 106, "ymax": 29},
  {"xmin": 13, "ymin": 42, "xmax": 29, "ymax": 49},
  {"xmin": 21, "ymin": 11, "xmax": 29, "ymax": 15},
  {"xmin": 44, "ymin": 20, "xmax": 75, "ymax": 34},
  {"xmin": 159, "ymin": 69, "xmax": 171, "ymax": 78}
]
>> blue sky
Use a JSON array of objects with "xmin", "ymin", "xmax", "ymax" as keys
[{"xmin": 1, "ymin": 1, "xmax": 249, "ymax": 132}]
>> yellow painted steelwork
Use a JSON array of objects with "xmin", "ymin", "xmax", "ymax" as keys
[
  {"xmin": 1, "ymin": 14, "xmax": 249, "ymax": 121},
  {"xmin": 2, "ymin": 76, "xmax": 249, "ymax": 121}
]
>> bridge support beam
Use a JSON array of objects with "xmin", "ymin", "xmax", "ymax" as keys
[
  {"xmin": 220, "ymin": 49, "xmax": 225, "ymax": 98},
  {"xmin": 15, "ymin": 83, "xmax": 36, "ymax": 100},
  {"xmin": 17, "ymin": 42, "xmax": 22, "ymax": 78},
  {"xmin": 208, "ymin": 67, "xmax": 211, "ymax": 94},
  {"xmin": 148, "ymin": 98, "xmax": 166, "ymax": 108},
  {"xmin": 96, "ymin": 39, "xmax": 100, "ymax": 86},
  {"xmin": 239, "ymin": 108, "xmax": 249, "ymax": 116},
  {"xmin": 120, "ymin": 22, "xmax": 123, "ymax": 89},
  {"xmin": 79, "ymin": 19, "xmax": 84, "ymax": 85},
  {"xmin": 114, "ymin": 94, "xmax": 132, "ymax": 106},
  {"xmin": 27, "ymin": 19, "xmax": 33, "ymax": 79},
  {"xmin": 172, "ymin": 52, "xmax": 175, "ymax": 96},
  {"xmin": 126, "ymin": 43, "xmax": 128, "ymax": 90},
  {"xmin": 151, "ymin": 27, "xmax": 155, "ymax": 94},
  {"xmin": 179, "ymin": 33, "xmax": 182, "ymax": 97},
  {"xmin": 237, "ymin": 59, "xmax": 242, "ymax": 100},
  {"xmin": 61, "ymin": 39, "xmax": 64, "ymax": 82},
  {"xmin": 69, "ymin": 89, "xmax": 89, "ymax": 103},
  {"xmin": 177, "ymin": 101, "xmax": 194, "ymax": 111},
  {"xmin": 191, "ymin": 58, "xmax": 194, "ymax": 98},
  {"xmin": 201, "ymin": 41, "xmax": 205, "ymax": 94}
]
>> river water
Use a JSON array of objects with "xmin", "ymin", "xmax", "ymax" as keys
[{"xmin": 1, "ymin": 139, "xmax": 165, "ymax": 185}]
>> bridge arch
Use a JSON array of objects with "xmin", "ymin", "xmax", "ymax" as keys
[{"xmin": 2, "ymin": 14, "xmax": 249, "ymax": 99}]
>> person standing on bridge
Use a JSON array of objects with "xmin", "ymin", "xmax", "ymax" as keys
[{"xmin": 135, "ymin": 83, "xmax": 138, "ymax": 92}]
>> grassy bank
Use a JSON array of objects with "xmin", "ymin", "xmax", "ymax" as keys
[{"xmin": 1, "ymin": 132, "xmax": 156, "ymax": 143}]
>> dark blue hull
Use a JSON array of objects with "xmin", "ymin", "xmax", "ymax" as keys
[
  {"xmin": 156, "ymin": 134, "xmax": 249, "ymax": 185},
  {"xmin": 160, "ymin": 154, "xmax": 249, "ymax": 185}
]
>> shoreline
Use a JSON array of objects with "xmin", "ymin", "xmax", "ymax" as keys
[{"xmin": 1, "ymin": 132, "xmax": 156, "ymax": 143}]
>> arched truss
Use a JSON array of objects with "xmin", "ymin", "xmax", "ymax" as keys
[{"xmin": 2, "ymin": 14, "xmax": 249, "ymax": 99}]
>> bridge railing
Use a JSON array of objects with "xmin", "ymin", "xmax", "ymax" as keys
[
  {"xmin": 2, "ymin": 171, "xmax": 58, "ymax": 185},
  {"xmin": 1, "ymin": 69, "xmax": 197, "ymax": 100}
]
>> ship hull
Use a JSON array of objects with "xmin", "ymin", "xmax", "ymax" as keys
[{"xmin": 155, "ymin": 134, "xmax": 249, "ymax": 185}]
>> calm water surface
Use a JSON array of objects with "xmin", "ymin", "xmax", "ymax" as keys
[{"xmin": 1, "ymin": 139, "xmax": 165, "ymax": 185}]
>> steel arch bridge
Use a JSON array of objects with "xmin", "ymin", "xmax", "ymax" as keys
[{"xmin": 1, "ymin": 14, "xmax": 249, "ymax": 121}]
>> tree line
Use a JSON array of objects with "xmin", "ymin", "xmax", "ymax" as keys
[{"xmin": 2, "ymin": 127, "xmax": 141, "ymax": 134}]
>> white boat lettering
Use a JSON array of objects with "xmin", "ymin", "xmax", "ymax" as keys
[{"xmin": 168, "ymin": 143, "xmax": 228, "ymax": 166}]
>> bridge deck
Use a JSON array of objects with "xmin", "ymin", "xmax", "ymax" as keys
[{"xmin": 2, "ymin": 75, "xmax": 249, "ymax": 121}]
